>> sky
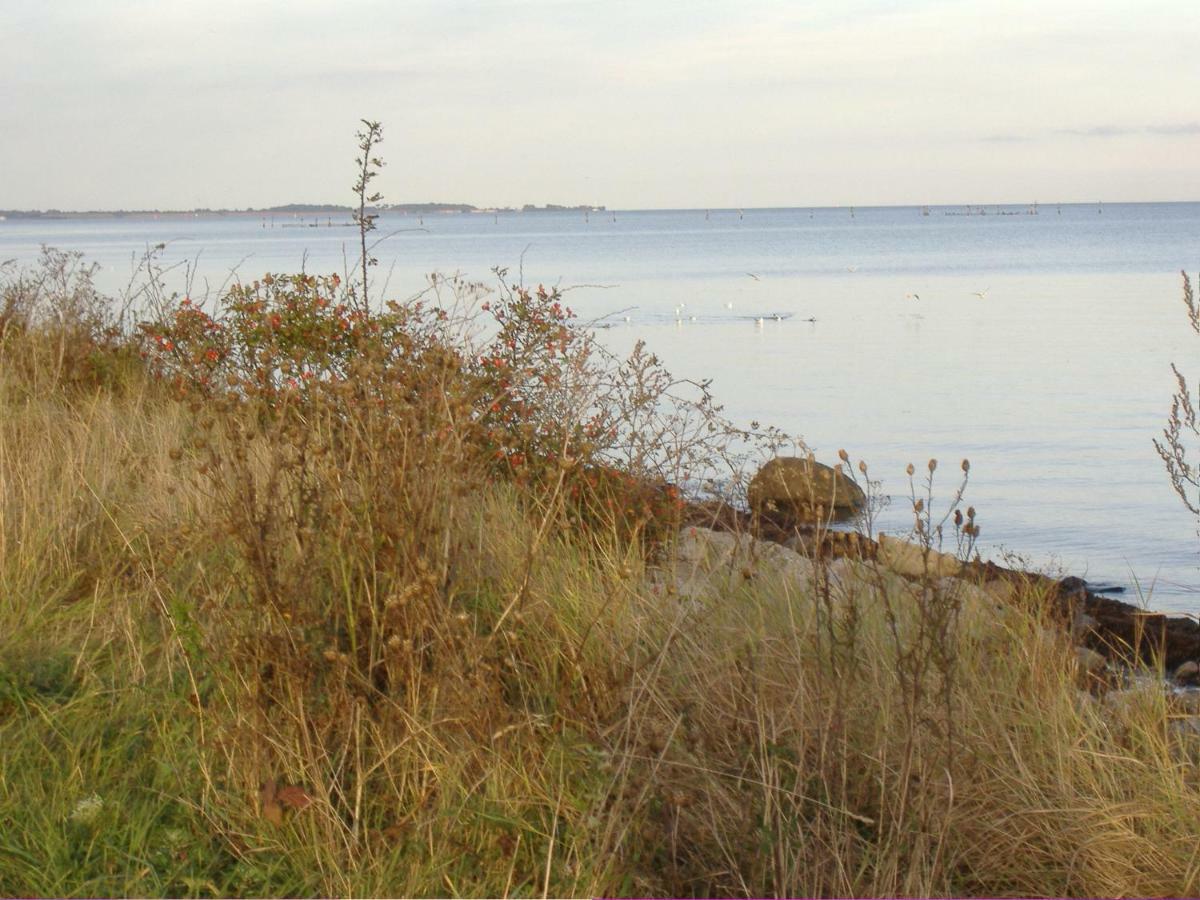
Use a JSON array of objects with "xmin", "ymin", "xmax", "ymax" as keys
[{"xmin": 3, "ymin": 0, "xmax": 1199, "ymax": 210}]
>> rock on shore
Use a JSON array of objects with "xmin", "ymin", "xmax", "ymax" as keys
[{"xmin": 747, "ymin": 456, "xmax": 866, "ymax": 523}]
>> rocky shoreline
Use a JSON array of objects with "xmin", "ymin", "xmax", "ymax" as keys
[{"xmin": 676, "ymin": 495, "xmax": 1200, "ymax": 676}]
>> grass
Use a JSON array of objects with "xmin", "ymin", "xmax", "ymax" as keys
[{"xmin": 3, "ymin": 252, "xmax": 1200, "ymax": 897}]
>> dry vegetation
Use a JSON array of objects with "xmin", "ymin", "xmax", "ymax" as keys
[{"xmin": 3, "ymin": 247, "xmax": 1200, "ymax": 898}]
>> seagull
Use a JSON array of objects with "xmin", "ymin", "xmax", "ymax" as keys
[
  {"xmin": 725, "ymin": 301, "xmax": 734, "ymax": 309},
  {"xmin": 690, "ymin": 315, "xmax": 697, "ymax": 322},
  {"xmin": 623, "ymin": 315, "xmax": 631, "ymax": 322},
  {"xmin": 755, "ymin": 317, "xmax": 765, "ymax": 326},
  {"xmin": 905, "ymin": 292, "xmax": 920, "ymax": 301},
  {"xmin": 746, "ymin": 272, "xmax": 761, "ymax": 281},
  {"xmin": 846, "ymin": 265, "xmax": 859, "ymax": 273},
  {"xmin": 972, "ymin": 287, "xmax": 990, "ymax": 299}
]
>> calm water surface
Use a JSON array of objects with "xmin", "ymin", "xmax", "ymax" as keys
[{"xmin": 4, "ymin": 203, "xmax": 1199, "ymax": 608}]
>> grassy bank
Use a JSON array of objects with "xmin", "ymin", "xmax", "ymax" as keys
[{"xmin": 3, "ymin": 251, "xmax": 1200, "ymax": 897}]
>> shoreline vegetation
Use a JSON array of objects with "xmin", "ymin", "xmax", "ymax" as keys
[{"xmin": 4, "ymin": 244, "xmax": 1200, "ymax": 898}]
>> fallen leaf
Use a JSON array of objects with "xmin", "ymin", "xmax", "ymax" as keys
[
  {"xmin": 261, "ymin": 799, "xmax": 283, "ymax": 827},
  {"xmin": 277, "ymin": 784, "xmax": 312, "ymax": 811},
  {"xmin": 259, "ymin": 780, "xmax": 283, "ymax": 827}
]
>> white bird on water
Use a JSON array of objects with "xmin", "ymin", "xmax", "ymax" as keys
[
  {"xmin": 755, "ymin": 316, "xmax": 765, "ymax": 326},
  {"xmin": 725, "ymin": 301, "xmax": 734, "ymax": 309},
  {"xmin": 972, "ymin": 287, "xmax": 990, "ymax": 299}
]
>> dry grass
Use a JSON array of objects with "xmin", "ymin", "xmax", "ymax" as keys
[{"xmin": 3, "ymin": 256, "xmax": 1200, "ymax": 898}]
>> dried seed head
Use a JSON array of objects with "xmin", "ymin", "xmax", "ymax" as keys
[
  {"xmin": 961, "ymin": 458, "xmax": 970, "ymax": 473},
  {"xmin": 954, "ymin": 509, "xmax": 963, "ymax": 527},
  {"xmin": 928, "ymin": 458, "xmax": 937, "ymax": 473},
  {"xmin": 858, "ymin": 460, "xmax": 868, "ymax": 475},
  {"xmin": 913, "ymin": 498, "xmax": 924, "ymax": 513},
  {"xmin": 906, "ymin": 463, "xmax": 915, "ymax": 477},
  {"xmin": 967, "ymin": 506, "xmax": 976, "ymax": 520},
  {"xmin": 838, "ymin": 448, "xmax": 850, "ymax": 463}
]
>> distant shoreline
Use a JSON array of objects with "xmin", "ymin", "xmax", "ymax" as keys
[
  {"xmin": 1, "ymin": 200, "xmax": 1197, "ymax": 222},
  {"xmin": 0, "ymin": 202, "xmax": 607, "ymax": 221}
]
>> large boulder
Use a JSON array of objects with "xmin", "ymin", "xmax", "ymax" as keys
[{"xmin": 748, "ymin": 456, "xmax": 866, "ymax": 522}]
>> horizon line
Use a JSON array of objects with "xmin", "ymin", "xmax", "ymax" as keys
[{"xmin": 4, "ymin": 198, "xmax": 1200, "ymax": 218}]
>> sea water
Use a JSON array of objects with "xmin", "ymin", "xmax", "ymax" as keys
[{"xmin": 3, "ymin": 203, "xmax": 1198, "ymax": 608}]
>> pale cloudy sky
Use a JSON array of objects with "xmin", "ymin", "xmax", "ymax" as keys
[{"xmin": 3, "ymin": 0, "xmax": 1198, "ymax": 209}]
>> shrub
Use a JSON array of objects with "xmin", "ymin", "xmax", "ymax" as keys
[{"xmin": 0, "ymin": 247, "xmax": 140, "ymax": 394}]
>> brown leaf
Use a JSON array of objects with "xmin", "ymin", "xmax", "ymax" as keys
[
  {"xmin": 258, "ymin": 779, "xmax": 284, "ymax": 827},
  {"xmin": 276, "ymin": 784, "xmax": 312, "ymax": 811},
  {"xmin": 261, "ymin": 799, "xmax": 283, "ymax": 827}
]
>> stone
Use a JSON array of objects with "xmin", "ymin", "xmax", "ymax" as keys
[
  {"xmin": 1076, "ymin": 645, "xmax": 1107, "ymax": 677},
  {"xmin": 747, "ymin": 456, "xmax": 866, "ymax": 522},
  {"xmin": 1169, "ymin": 716, "xmax": 1200, "ymax": 740},
  {"xmin": 670, "ymin": 526, "xmax": 816, "ymax": 602},
  {"xmin": 982, "ymin": 579, "xmax": 1018, "ymax": 604},
  {"xmin": 1059, "ymin": 576, "xmax": 1088, "ymax": 598},
  {"xmin": 1169, "ymin": 690, "xmax": 1200, "ymax": 716},
  {"xmin": 876, "ymin": 533, "xmax": 962, "ymax": 578},
  {"xmin": 932, "ymin": 576, "xmax": 991, "ymax": 609},
  {"xmin": 1102, "ymin": 683, "xmax": 1158, "ymax": 715},
  {"xmin": 1174, "ymin": 660, "xmax": 1200, "ymax": 686},
  {"xmin": 1071, "ymin": 610, "xmax": 1099, "ymax": 643}
]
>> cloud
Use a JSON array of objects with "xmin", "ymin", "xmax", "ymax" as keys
[
  {"xmin": 989, "ymin": 123, "xmax": 1200, "ymax": 142},
  {"xmin": 1061, "ymin": 123, "xmax": 1200, "ymax": 138},
  {"xmin": 1147, "ymin": 122, "xmax": 1200, "ymax": 135},
  {"xmin": 1060, "ymin": 125, "xmax": 1140, "ymax": 137}
]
